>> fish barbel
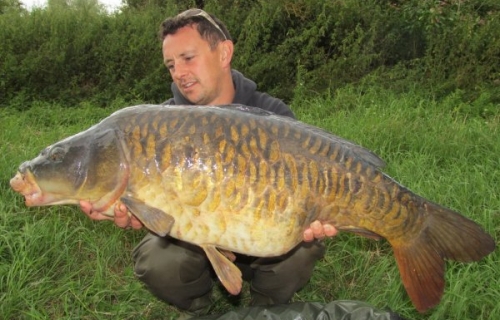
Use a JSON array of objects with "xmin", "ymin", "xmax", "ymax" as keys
[{"xmin": 10, "ymin": 104, "xmax": 495, "ymax": 312}]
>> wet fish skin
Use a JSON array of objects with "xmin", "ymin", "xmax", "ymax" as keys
[
  {"xmin": 10, "ymin": 104, "xmax": 495, "ymax": 313},
  {"xmin": 117, "ymin": 105, "xmax": 391, "ymax": 252}
]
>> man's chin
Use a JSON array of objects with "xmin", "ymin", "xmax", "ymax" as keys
[
  {"xmin": 187, "ymin": 96, "xmax": 209, "ymax": 105},
  {"xmin": 182, "ymin": 92, "xmax": 201, "ymax": 104}
]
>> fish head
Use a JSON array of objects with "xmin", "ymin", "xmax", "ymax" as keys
[{"xmin": 10, "ymin": 128, "xmax": 129, "ymax": 210}]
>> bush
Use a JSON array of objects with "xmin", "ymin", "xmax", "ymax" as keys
[
  {"xmin": 0, "ymin": 0, "xmax": 498, "ymax": 107},
  {"xmin": 0, "ymin": 4, "xmax": 172, "ymax": 105}
]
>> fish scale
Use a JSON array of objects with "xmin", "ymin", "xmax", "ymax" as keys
[
  {"xmin": 124, "ymin": 106, "xmax": 464, "ymax": 244},
  {"xmin": 10, "ymin": 104, "xmax": 495, "ymax": 313}
]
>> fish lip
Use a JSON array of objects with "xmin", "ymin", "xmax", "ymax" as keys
[{"xmin": 10, "ymin": 170, "xmax": 43, "ymax": 206}]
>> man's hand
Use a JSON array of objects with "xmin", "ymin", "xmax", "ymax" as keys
[
  {"xmin": 79, "ymin": 200, "xmax": 143, "ymax": 229},
  {"xmin": 303, "ymin": 220, "xmax": 337, "ymax": 242}
]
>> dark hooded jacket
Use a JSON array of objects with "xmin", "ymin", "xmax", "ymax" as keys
[{"xmin": 163, "ymin": 69, "xmax": 295, "ymax": 119}]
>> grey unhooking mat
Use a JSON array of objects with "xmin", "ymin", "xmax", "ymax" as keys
[{"xmin": 195, "ymin": 300, "xmax": 405, "ymax": 320}]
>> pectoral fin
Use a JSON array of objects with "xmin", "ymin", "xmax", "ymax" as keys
[
  {"xmin": 120, "ymin": 196, "xmax": 174, "ymax": 237},
  {"xmin": 201, "ymin": 245, "xmax": 242, "ymax": 295}
]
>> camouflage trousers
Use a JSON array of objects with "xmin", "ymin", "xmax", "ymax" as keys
[{"xmin": 132, "ymin": 233, "xmax": 325, "ymax": 312}]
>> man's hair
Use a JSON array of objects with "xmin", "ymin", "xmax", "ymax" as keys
[{"xmin": 159, "ymin": 10, "xmax": 232, "ymax": 50}]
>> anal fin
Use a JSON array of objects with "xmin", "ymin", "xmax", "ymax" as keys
[{"xmin": 392, "ymin": 238, "xmax": 445, "ymax": 313}]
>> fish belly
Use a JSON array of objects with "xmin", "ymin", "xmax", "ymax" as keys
[{"xmin": 132, "ymin": 172, "xmax": 307, "ymax": 256}]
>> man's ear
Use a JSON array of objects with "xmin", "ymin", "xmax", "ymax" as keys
[{"xmin": 220, "ymin": 40, "xmax": 234, "ymax": 68}]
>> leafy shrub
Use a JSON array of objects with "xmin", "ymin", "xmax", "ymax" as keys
[{"xmin": 0, "ymin": 0, "xmax": 498, "ymax": 108}]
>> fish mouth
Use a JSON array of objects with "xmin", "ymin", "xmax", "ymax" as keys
[{"xmin": 10, "ymin": 170, "xmax": 44, "ymax": 206}]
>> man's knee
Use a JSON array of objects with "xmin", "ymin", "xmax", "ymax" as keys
[
  {"xmin": 132, "ymin": 234, "xmax": 213, "ymax": 310},
  {"xmin": 250, "ymin": 241, "xmax": 325, "ymax": 304}
]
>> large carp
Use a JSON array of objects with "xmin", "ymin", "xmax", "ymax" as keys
[{"xmin": 10, "ymin": 104, "xmax": 495, "ymax": 313}]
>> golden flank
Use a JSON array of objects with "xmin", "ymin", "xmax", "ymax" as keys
[{"xmin": 11, "ymin": 104, "xmax": 495, "ymax": 313}]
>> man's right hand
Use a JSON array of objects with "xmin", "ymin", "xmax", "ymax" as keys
[{"xmin": 79, "ymin": 200, "xmax": 144, "ymax": 230}]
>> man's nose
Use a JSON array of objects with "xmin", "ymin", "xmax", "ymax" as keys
[{"xmin": 172, "ymin": 64, "xmax": 188, "ymax": 80}]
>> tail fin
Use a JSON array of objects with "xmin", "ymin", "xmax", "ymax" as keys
[{"xmin": 391, "ymin": 202, "xmax": 495, "ymax": 313}]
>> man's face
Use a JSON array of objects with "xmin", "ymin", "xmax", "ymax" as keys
[{"xmin": 163, "ymin": 25, "xmax": 225, "ymax": 105}]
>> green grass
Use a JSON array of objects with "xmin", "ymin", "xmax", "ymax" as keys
[{"xmin": 1, "ymin": 87, "xmax": 499, "ymax": 319}]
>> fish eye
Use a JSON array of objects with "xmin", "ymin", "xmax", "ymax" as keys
[{"xmin": 48, "ymin": 146, "xmax": 66, "ymax": 162}]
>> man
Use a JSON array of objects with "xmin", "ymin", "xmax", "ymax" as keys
[{"xmin": 80, "ymin": 8, "xmax": 337, "ymax": 315}]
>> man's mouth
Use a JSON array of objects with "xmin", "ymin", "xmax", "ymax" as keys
[
  {"xmin": 180, "ymin": 80, "xmax": 197, "ymax": 90},
  {"xmin": 183, "ymin": 82, "xmax": 194, "ymax": 88}
]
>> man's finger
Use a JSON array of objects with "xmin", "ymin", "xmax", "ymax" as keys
[
  {"xmin": 130, "ymin": 216, "xmax": 144, "ymax": 230},
  {"xmin": 324, "ymin": 224, "xmax": 338, "ymax": 237},
  {"xmin": 303, "ymin": 229, "xmax": 314, "ymax": 242},
  {"xmin": 79, "ymin": 200, "xmax": 93, "ymax": 215},
  {"xmin": 113, "ymin": 202, "xmax": 130, "ymax": 228},
  {"xmin": 310, "ymin": 220, "xmax": 325, "ymax": 239}
]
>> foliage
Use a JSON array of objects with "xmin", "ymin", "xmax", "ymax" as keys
[
  {"xmin": 0, "ymin": 2, "xmax": 173, "ymax": 106},
  {"xmin": 0, "ymin": 0, "xmax": 23, "ymax": 13},
  {"xmin": 232, "ymin": 0, "xmax": 399, "ymax": 99},
  {"xmin": 0, "ymin": 0, "xmax": 499, "ymax": 107},
  {"xmin": 399, "ymin": 0, "xmax": 500, "ymax": 97}
]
